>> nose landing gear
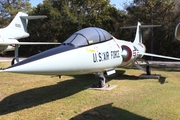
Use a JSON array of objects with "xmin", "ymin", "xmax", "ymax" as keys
[{"xmin": 98, "ymin": 72, "xmax": 106, "ymax": 88}]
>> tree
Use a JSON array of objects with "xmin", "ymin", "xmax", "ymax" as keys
[
  {"xmin": 20, "ymin": 0, "xmax": 124, "ymax": 56},
  {"xmin": 20, "ymin": 0, "xmax": 62, "ymax": 56},
  {"xmin": 0, "ymin": 0, "xmax": 31, "ymax": 27},
  {"xmin": 124, "ymin": 0, "xmax": 180, "ymax": 59}
]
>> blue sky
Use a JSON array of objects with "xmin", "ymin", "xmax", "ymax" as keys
[{"xmin": 30, "ymin": 0, "xmax": 132, "ymax": 10}]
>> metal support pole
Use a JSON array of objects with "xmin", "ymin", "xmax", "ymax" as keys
[
  {"xmin": 150, "ymin": 6, "xmax": 154, "ymax": 60},
  {"xmin": 77, "ymin": 9, "xmax": 80, "ymax": 30}
]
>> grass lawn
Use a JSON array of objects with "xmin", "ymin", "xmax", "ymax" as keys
[{"xmin": 0, "ymin": 62, "xmax": 180, "ymax": 120}]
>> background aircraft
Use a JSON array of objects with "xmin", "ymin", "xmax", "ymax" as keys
[
  {"xmin": 175, "ymin": 21, "xmax": 180, "ymax": 40},
  {"xmin": 0, "ymin": 12, "xmax": 59, "ymax": 65},
  {"xmin": 3, "ymin": 22, "xmax": 180, "ymax": 88}
]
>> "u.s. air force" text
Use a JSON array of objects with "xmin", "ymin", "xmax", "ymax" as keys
[{"xmin": 93, "ymin": 50, "xmax": 120, "ymax": 63}]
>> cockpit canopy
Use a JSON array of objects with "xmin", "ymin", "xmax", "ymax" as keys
[{"xmin": 63, "ymin": 27, "xmax": 113, "ymax": 47}]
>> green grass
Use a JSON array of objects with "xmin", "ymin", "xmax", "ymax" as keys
[{"xmin": 1, "ymin": 62, "xmax": 180, "ymax": 119}]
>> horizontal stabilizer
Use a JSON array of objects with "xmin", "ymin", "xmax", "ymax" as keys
[
  {"xmin": 140, "ymin": 52, "xmax": 180, "ymax": 61},
  {"xmin": 121, "ymin": 25, "xmax": 161, "ymax": 29},
  {"xmin": 20, "ymin": 16, "xmax": 47, "ymax": 20},
  {"xmin": 121, "ymin": 22, "xmax": 161, "ymax": 44}
]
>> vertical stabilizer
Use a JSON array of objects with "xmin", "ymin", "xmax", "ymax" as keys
[
  {"xmin": 1, "ymin": 12, "xmax": 47, "ymax": 39},
  {"xmin": 133, "ymin": 22, "xmax": 142, "ymax": 44},
  {"xmin": 6, "ymin": 12, "xmax": 28, "ymax": 33},
  {"xmin": 0, "ymin": 12, "xmax": 30, "ymax": 39}
]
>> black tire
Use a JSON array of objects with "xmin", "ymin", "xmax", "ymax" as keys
[
  {"xmin": 98, "ymin": 79, "xmax": 105, "ymax": 88},
  {"xmin": 146, "ymin": 66, "xmax": 151, "ymax": 75},
  {"xmin": 11, "ymin": 58, "xmax": 16, "ymax": 65}
]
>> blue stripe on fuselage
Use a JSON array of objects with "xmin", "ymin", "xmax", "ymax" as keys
[{"xmin": 7, "ymin": 45, "xmax": 76, "ymax": 69}]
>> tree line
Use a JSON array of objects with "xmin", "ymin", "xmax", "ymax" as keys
[{"xmin": 1, "ymin": 0, "xmax": 180, "ymax": 59}]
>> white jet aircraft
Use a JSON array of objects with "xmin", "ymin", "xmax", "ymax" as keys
[
  {"xmin": 3, "ymin": 22, "xmax": 180, "ymax": 87},
  {"xmin": 0, "ymin": 12, "xmax": 59, "ymax": 65}
]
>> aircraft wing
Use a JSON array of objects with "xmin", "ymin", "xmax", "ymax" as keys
[
  {"xmin": 140, "ymin": 52, "xmax": 180, "ymax": 61},
  {"xmin": 0, "ymin": 42, "xmax": 60, "ymax": 45},
  {"xmin": 16, "ymin": 42, "xmax": 60, "ymax": 45}
]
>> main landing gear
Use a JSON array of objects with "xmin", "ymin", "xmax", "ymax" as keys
[
  {"xmin": 11, "ymin": 44, "xmax": 19, "ymax": 65},
  {"xmin": 11, "ymin": 57, "xmax": 19, "ymax": 65},
  {"xmin": 137, "ymin": 60, "xmax": 161, "ymax": 80},
  {"xmin": 146, "ymin": 65, "xmax": 151, "ymax": 75},
  {"xmin": 134, "ymin": 59, "xmax": 151, "ymax": 75}
]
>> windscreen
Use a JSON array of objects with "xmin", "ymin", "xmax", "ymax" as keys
[{"xmin": 63, "ymin": 27, "xmax": 113, "ymax": 47}]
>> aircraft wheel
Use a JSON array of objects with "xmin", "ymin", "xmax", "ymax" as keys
[
  {"xmin": 11, "ymin": 58, "xmax": 16, "ymax": 65},
  {"xmin": 96, "ymin": 72, "xmax": 106, "ymax": 88},
  {"xmin": 98, "ymin": 79, "xmax": 105, "ymax": 88},
  {"xmin": 146, "ymin": 66, "xmax": 151, "ymax": 75}
]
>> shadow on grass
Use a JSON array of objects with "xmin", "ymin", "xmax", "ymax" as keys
[
  {"xmin": 70, "ymin": 103, "xmax": 151, "ymax": 120},
  {"xmin": 0, "ymin": 74, "xmax": 96, "ymax": 115},
  {"xmin": 107, "ymin": 69, "xmax": 167, "ymax": 84},
  {"xmin": 0, "ymin": 70, "xmax": 166, "ymax": 115}
]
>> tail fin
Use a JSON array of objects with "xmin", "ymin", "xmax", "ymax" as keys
[
  {"xmin": 2, "ymin": 12, "xmax": 47, "ymax": 39},
  {"xmin": 134, "ymin": 22, "xmax": 142, "ymax": 44},
  {"xmin": 6, "ymin": 12, "xmax": 28, "ymax": 33},
  {"xmin": 175, "ymin": 21, "xmax": 180, "ymax": 41},
  {"xmin": 120, "ymin": 22, "xmax": 161, "ymax": 44}
]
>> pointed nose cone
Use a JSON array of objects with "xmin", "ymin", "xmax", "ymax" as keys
[
  {"xmin": 5, "ymin": 57, "xmax": 49, "ymax": 74},
  {"xmin": 4, "ymin": 45, "xmax": 75, "ymax": 75},
  {"xmin": 5, "ymin": 60, "xmax": 42, "ymax": 74}
]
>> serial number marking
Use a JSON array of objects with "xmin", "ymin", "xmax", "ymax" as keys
[{"xmin": 15, "ymin": 23, "xmax": 21, "ymax": 28}]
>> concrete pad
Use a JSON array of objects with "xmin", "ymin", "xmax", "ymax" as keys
[
  {"xmin": 86, "ymin": 84, "xmax": 118, "ymax": 91},
  {"xmin": 139, "ymin": 74, "xmax": 161, "ymax": 79}
]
